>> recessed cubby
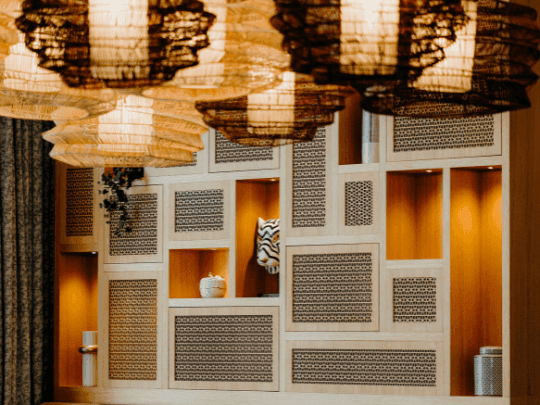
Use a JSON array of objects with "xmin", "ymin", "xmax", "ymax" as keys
[
  {"xmin": 236, "ymin": 179, "xmax": 280, "ymax": 298},
  {"xmin": 169, "ymin": 248, "xmax": 229, "ymax": 298},
  {"xmin": 450, "ymin": 167, "xmax": 502, "ymax": 397},
  {"xmin": 387, "ymin": 170, "xmax": 443, "ymax": 260},
  {"xmin": 58, "ymin": 252, "xmax": 98, "ymax": 387}
]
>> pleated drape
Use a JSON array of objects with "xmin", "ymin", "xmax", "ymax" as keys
[{"xmin": 0, "ymin": 118, "xmax": 55, "ymax": 405}]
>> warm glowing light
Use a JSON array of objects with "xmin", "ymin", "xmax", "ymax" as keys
[
  {"xmin": 426, "ymin": 170, "xmax": 433, "ymax": 173},
  {"xmin": 488, "ymin": 167, "xmax": 494, "ymax": 170}
]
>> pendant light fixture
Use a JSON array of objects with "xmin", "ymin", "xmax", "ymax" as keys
[
  {"xmin": 195, "ymin": 72, "xmax": 354, "ymax": 146},
  {"xmin": 16, "ymin": 0, "xmax": 216, "ymax": 89},
  {"xmin": 43, "ymin": 95, "xmax": 208, "ymax": 167}
]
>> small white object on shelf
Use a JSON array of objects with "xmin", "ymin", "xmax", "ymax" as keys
[
  {"xmin": 199, "ymin": 273, "xmax": 226, "ymax": 298},
  {"xmin": 79, "ymin": 331, "xmax": 98, "ymax": 387},
  {"xmin": 474, "ymin": 346, "xmax": 502, "ymax": 396}
]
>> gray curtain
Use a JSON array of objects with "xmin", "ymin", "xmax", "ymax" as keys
[{"xmin": 0, "ymin": 118, "xmax": 56, "ymax": 405}]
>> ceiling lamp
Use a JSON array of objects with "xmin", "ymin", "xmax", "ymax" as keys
[
  {"xmin": 16, "ymin": 0, "xmax": 216, "ymax": 89},
  {"xmin": 359, "ymin": 0, "xmax": 540, "ymax": 117},
  {"xmin": 136, "ymin": 0, "xmax": 290, "ymax": 102},
  {"xmin": 0, "ymin": 34, "xmax": 117, "ymax": 120},
  {"xmin": 0, "ymin": 1, "xmax": 21, "ymax": 59},
  {"xmin": 195, "ymin": 72, "xmax": 354, "ymax": 146},
  {"xmin": 43, "ymin": 95, "xmax": 207, "ymax": 167}
]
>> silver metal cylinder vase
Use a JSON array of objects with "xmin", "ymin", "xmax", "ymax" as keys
[{"xmin": 474, "ymin": 346, "xmax": 502, "ymax": 396}]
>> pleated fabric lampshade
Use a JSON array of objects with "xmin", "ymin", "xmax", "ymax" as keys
[
  {"xmin": 195, "ymin": 72, "xmax": 354, "ymax": 146},
  {"xmin": 359, "ymin": 0, "xmax": 540, "ymax": 118},
  {"xmin": 16, "ymin": 0, "xmax": 216, "ymax": 89},
  {"xmin": 0, "ymin": 34, "xmax": 117, "ymax": 120},
  {"xmin": 44, "ymin": 95, "xmax": 208, "ymax": 167},
  {"xmin": 137, "ymin": 0, "xmax": 290, "ymax": 102}
]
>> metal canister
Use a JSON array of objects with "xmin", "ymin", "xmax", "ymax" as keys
[{"xmin": 474, "ymin": 346, "xmax": 502, "ymax": 396}]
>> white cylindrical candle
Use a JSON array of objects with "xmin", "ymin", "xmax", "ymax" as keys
[
  {"xmin": 362, "ymin": 110, "xmax": 379, "ymax": 164},
  {"xmin": 81, "ymin": 331, "xmax": 98, "ymax": 387}
]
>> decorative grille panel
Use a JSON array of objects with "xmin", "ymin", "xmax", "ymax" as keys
[
  {"xmin": 292, "ymin": 127, "xmax": 326, "ymax": 229},
  {"xmin": 215, "ymin": 130, "xmax": 273, "ymax": 163},
  {"xmin": 175, "ymin": 189, "xmax": 225, "ymax": 233},
  {"xmin": 345, "ymin": 181, "xmax": 374, "ymax": 227},
  {"xmin": 65, "ymin": 168, "xmax": 94, "ymax": 237},
  {"xmin": 393, "ymin": 277, "xmax": 437, "ymax": 323},
  {"xmin": 109, "ymin": 193, "xmax": 159, "ymax": 257},
  {"xmin": 108, "ymin": 279, "xmax": 158, "ymax": 381}
]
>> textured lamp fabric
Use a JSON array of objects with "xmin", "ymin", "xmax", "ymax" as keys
[{"xmin": 0, "ymin": 118, "xmax": 55, "ymax": 405}]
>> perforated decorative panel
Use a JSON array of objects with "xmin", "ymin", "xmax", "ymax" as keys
[
  {"xmin": 168, "ymin": 181, "xmax": 230, "ymax": 241},
  {"xmin": 345, "ymin": 181, "xmax": 373, "ymax": 226},
  {"xmin": 108, "ymin": 279, "xmax": 158, "ymax": 381},
  {"xmin": 286, "ymin": 340, "xmax": 443, "ymax": 395},
  {"xmin": 287, "ymin": 244, "xmax": 379, "ymax": 332},
  {"xmin": 210, "ymin": 130, "xmax": 279, "ymax": 172},
  {"xmin": 393, "ymin": 277, "xmax": 437, "ymax": 323},
  {"xmin": 65, "ymin": 168, "xmax": 94, "ymax": 237},
  {"xmin": 387, "ymin": 114, "xmax": 501, "ymax": 161},
  {"xmin": 106, "ymin": 185, "xmax": 163, "ymax": 263},
  {"xmin": 339, "ymin": 171, "xmax": 380, "ymax": 235},
  {"xmin": 169, "ymin": 307, "xmax": 279, "ymax": 391}
]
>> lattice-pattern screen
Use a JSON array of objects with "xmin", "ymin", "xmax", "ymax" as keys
[
  {"xmin": 174, "ymin": 315, "xmax": 274, "ymax": 383},
  {"xmin": 109, "ymin": 193, "xmax": 159, "ymax": 257},
  {"xmin": 175, "ymin": 189, "xmax": 224, "ymax": 233},
  {"xmin": 394, "ymin": 114, "xmax": 495, "ymax": 152},
  {"xmin": 393, "ymin": 277, "xmax": 437, "ymax": 323},
  {"xmin": 292, "ymin": 348, "xmax": 437, "ymax": 387},
  {"xmin": 108, "ymin": 279, "xmax": 158, "ymax": 381},
  {"xmin": 215, "ymin": 131, "xmax": 273, "ymax": 163},
  {"xmin": 65, "ymin": 168, "xmax": 94, "ymax": 237},
  {"xmin": 292, "ymin": 127, "xmax": 326, "ymax": 228},
  {"xmin": 345, "ymin": 181, "xmax": 374, "ymax": 227},
  {"xmin": 293, "ymin": 253, "xmax": 373, "ymax": 323}
]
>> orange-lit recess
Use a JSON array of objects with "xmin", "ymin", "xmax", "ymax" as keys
[{"xmin": 450, "ymin": 168, "xmax": 502, "ymax": 396}]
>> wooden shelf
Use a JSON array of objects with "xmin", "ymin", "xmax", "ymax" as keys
[
  {"xmin": 57, "ymin": 252, "xmax": 98, "ymax": 387},
  {"xmin": 450, "ymin": 167, "xmax": 502, "ymax": 396},
  {"xmin": 169, "ymin": 248, "xmax": 229, "ymax": 298},
  {"xmin": 169, "ymin": 297, "xmax": 280, "ymax": 307},
  {"xmin": 387, "ymin": 170, "xmax": 443, "ymax": 260},
  {"xmin": 339, "ymin": 91, "xmax": 363, "ymax": 165},
  {"xmin": 236, "ymin": 179, "xmax": 280, "ymax": 298}
]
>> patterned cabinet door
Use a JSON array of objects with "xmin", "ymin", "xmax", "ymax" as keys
[
  {"xmin": 105, "ymin": 185, "xmax": 163, "ymax": 263},
  {"xmin": 287, "ymin": 244, "xmax": 379, "ymax": 332},
  {"xmin": 168, "ymin": 181, "xmax": 230, "ymax": 241},
  {"xmin": 387, "ymin": 114, "xmax": 502, "ymax": 161},
  {"xmin": 286, "ymin": 340, "xmax": 444, "ymax": 396},
  {"xmin": 286, "ymin": 125, "xmax": 334, "ymax": 237},
  {"xmin": 385, "ymin": 267, "xmax": 443, "ymax": 333},
  {"xmin": 104, "ymin": 271, "xmax": 163, "ymax": 389},
  {"xmin": 59, "ymin": 165, "xmax": 99, "ymax": 248},
  {"xmin": 169, "ymin": 306, "xmax": 279, "ymax": 391},
  {"xmin": 210, "ymin": 130, "xmax": 280, "ymax": 172},
  {"xmin": 338, "ymin": 171, "xmax": 381, "ymax": 235}
]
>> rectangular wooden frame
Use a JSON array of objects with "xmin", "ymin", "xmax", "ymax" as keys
[
  {"xmin": 285, "ymin": 340, "xmax": 444, "ymax": 396},
  {"xmin": 338, "ymin": 171, "xmax": 381, "ymax": 235},
  {"xmin": 168, "ymin": 306, "xmax": 279, "ymax": 391},
  {"xmin": 209, "ymin": 129, "xmax": 280, "ymax": 173},
  {"xmin": 105, "ymin": 184, "xmax": 163, "ymax": 264},
  {"xmin": 286, "ymin": 243, "xmax": 379, "ymax": 332},
  {"xmin": 103, "ymin": 270, "xmax": 164, "ymax": 389},
  {"xmin": 168, "ymin": 180, "xmax": 231, "ymax": 241}
]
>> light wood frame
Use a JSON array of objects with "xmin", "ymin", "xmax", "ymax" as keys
[
  {"xmin": 168, "ymin": 306, "xmax": 279, "ymax": 391},
  {"xmin": 286, "ymin": 243, "xmax": 380, "ymax": 332},
  {"xmin": 168, "ymin": 180, "xmax": 231, "ymax": 241},
  {"xmin": 285, "ymin": 340, "xmax": 444, "ymax": 396},
  {"xmin": 105, "ymin": 184, "xmax": 163, "ymax": 264},
  {"xmin": 209, "ymin": 129, "xmax": 280, "ymax": 173}
]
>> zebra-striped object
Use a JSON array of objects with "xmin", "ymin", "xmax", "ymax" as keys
[{"xmin": 256, "ymin": 218, "xmax": 280, "ymax": 274}]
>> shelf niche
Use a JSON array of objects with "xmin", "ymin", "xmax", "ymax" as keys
[
  {"xmin": 57, "ymin": 252, "xmax": 98, "ymax": 387},
  {"xmin": 169, "ymin": 248, "xmax": 229, "ymax": 298},
  {"xmin": 387, "ymin": 170, "xmax": 443, "ymax": 260},
  {"xmin": 236, "ymin": 179, "xmax": 279, "ymax": 298},
  {"xmin": 450, "ymin": 167, "xmax": 502, "ymax": 397}
]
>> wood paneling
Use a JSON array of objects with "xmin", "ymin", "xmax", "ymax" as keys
[
  {"xmin": 450, "ymin": 168, "xmax": 502, "ymax": 396},
  {"xmin": 236, "ymin": 180, "xmax": 279, "ymax": 298},
  {"xmin": 339, "ymin": 91, "xmax": 363, "ymax": 166},
  {"xmin": 387, "ymin": 171, "xmax": 443, "ymax": 260}
]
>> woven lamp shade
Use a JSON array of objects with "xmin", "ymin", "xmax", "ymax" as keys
[
  {"xmin": 0, "ymin": 0, "xmax": 22, "ymax": 59},
  {"xmin": 137, "ymin": 0, "xmax": 290, "ymax": 102},
  {"xmin": 44, "ymin": 95, "xmax": 207, "ymax": 167},
  {"xmin": 359, "ymin": 0, "xmax": 540, "ymax": 118},
  {"xmin": 0, "ymin": 34, "xmax": 117, "ymax": 120},
  {"xmin": 16, "ymin": 0, "xmax": 215, "ymax": 89},
  {"xmin": 195, "ymin": 72, "xmax": 354, "ymax": 146}
]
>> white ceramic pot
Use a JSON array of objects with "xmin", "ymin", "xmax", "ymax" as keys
[{"xmin": 199, "ymin": 273, "xmax": 226, "ymax": 298}]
